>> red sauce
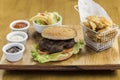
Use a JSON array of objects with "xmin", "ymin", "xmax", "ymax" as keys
[{"xmin": 14, "ymin": 22, "xmax": 27, "ymax": 28}]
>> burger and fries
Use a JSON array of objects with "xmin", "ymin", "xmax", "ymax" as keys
[{"xmin": 30, "ymin": 15, "xmax": 118, "ymax": 63}]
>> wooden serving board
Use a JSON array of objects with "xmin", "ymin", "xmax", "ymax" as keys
[{"xmin": 0, "ymin": 25, "xmax": 120, "ymax": 70}]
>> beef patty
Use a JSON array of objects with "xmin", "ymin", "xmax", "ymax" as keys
[{"xmin": 39, "ymin": 38, "xmax": 75, "ymax": 53}]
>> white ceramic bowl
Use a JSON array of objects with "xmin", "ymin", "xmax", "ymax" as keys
[
  {"xmin": 2, "ymin": 43, "xmax": 25, "ymax": 62},
  {"xmin": 6, "ymin": 31, "xmax": 28, "ymax": 45},
  {"xmin": 10, "ymin": 20, "xmax": 30, "ymax": 33},
  {"xmin": 33, "ymin": 15, "xmax": 62, "ymax": 33}
]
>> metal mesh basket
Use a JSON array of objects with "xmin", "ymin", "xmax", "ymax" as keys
[{"xmin": 82, "ymin": 25, "xmax": 118, "ymax": 51}]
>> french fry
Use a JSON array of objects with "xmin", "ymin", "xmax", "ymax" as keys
[
  {"xmin": 83, "ymin": 22, "xmax": 91, "ymax": 29},
  {"xmin": 89, "ymin": 21, "xmax": 97, "ymax": 31},
  {"xmin": 97, "ymin": 26, "xmax": 110, "ymax": 32},
  {"xmin": 84, "ymin": 16, "xmax": 113, "ymax": 32}
]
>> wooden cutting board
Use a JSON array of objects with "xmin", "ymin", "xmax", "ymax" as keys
[{"xmin": 0, "ymin": 25, "xmax": 120, "ymax": 70}]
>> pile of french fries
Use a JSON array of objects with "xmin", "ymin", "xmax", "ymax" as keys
[{"xmin": 83, "ymin": 16, "xmax": 117, "ymax": 43}]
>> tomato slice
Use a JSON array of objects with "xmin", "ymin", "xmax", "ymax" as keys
[
  {"xmin": 63, "ymin": 48, "xmax": 73, "ymax": 53},
  {"xmin": 41, "ymin": 13, "xmax": 45, "ymax": 16},
  {"xmin": 38, "ymin": 50, "xmax": 48, "ymax": 54}
]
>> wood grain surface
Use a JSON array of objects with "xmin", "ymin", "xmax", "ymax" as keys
[{"xmin": 0, "ymin": 0, "xmax": 120, "ymax": 80}]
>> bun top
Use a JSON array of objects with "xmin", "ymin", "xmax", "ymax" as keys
[{"xmin": 41, "ymin": 26, "xmax": 76, "ymax": 40}]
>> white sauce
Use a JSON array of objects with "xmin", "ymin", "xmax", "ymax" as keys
[{"xmin": 10, "ymin": 35, "xmax": 24, "ymax": 41}]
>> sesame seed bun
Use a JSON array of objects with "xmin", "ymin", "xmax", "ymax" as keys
[{"xmin": 41, "ymin": 27, "xmax": 76, "ymax": 40}]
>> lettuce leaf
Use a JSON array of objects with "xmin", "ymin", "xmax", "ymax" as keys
[
  {"xmin": 73, "ymin": 40, "xmax": 84, "ymax": 54},
  {"xmin": 31, "ymin": 40, "xmax": 84, "ymax": 63},
  {"xmin": 53, "ymin": 12, "xmax": 60, "ymax": 22}
]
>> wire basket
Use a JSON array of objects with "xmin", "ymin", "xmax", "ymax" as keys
[{"xmin": 82, "ymin": 25, "xmax": 118, "ymax": 51}]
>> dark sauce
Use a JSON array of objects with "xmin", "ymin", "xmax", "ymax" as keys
[{"xmin": 6, "ymin": 46, "xmax": 22, "ymax": 53}]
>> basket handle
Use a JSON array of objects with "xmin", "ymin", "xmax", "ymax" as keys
[{"xmin": 74, "ymin": 5, "xmax": 79, "ymax": 13}]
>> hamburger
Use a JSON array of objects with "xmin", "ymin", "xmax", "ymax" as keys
[{"xmin": 31, "ymin": 27, "xmax": 84, "ymax": 63}]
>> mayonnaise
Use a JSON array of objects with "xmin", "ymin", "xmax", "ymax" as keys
[{"xmin": 10, "ymin": 35, "xmax": 24, "ymax": 41}]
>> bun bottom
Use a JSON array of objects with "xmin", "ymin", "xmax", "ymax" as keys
[
  {"xmin": 39, "ymin": 49, "xmax": 73, "ymax": 61},
  {"xmin": 56, "ymin": 52, "xmax": 73, "ymax": 61},
  {"xmin": 38, "ymin": 48, "xmax": 73, "ymax": 61}
]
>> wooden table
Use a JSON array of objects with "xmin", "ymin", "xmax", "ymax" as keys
[{"xmin": 0, "ymin": 0, "xmax": 120, "ymax": 80}]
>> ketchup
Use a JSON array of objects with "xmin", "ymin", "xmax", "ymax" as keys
[{"xmin": 14, "ymin": 22, "xmax": 27, "ymax": 28}]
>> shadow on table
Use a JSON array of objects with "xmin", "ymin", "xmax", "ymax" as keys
[
  {"xmin": 1, "ymin": 70, "xmax": 118, "ymax": 80},
  {"xmin": 4, "ymin": 70, "xmax": 117, "ymax": 76}
]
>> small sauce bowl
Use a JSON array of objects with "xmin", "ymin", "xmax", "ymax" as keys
[
  {"xmin": 10, "ymin": 20, "xmax": 30, "ymax": 33},
  {"xmin": 2, "ymin": 43, "xmax": 25, "ymax": 62},
  {"xmin": 6, "ymin": 31, "xmax": 28, "ymax": 45}
]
